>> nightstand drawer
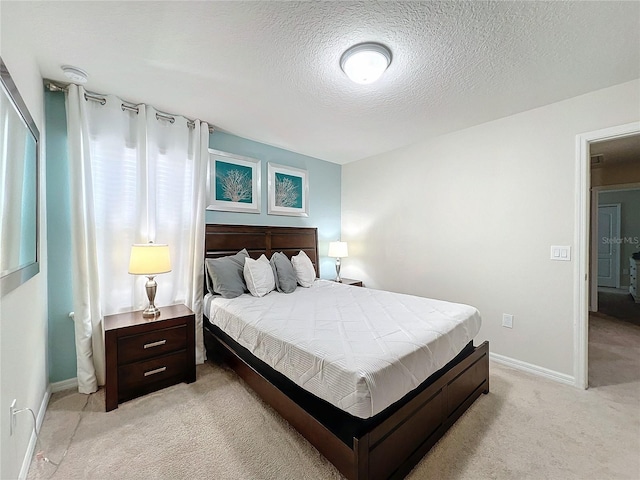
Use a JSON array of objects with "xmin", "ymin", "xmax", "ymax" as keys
[
  {"xmin": 118, "ymin": 350, "xmax": 187, "ymax": 394},
  {"xmin": 118, "ymin": 325, "xmax": 187, "ymax": 364}
]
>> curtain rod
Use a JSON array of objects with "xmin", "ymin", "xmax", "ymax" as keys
[{"xmin": 44, "ymin": 79, "xmax": 215, "ymax": 133}]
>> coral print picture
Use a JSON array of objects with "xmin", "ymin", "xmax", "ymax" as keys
[
  {"xmin": 268, "ymin": 163, "xmax": 309, "ymax": 217},
  {"xmin": 207, "ymin": 150, "xmax": 261, "ymax": 213},
  {"xmin": 275, "ymin": 172, "xmax": 302, "ymax": 209},
  {"xmin": 216, "ymin": 160, "xmax": 252, "ymax": 203}
]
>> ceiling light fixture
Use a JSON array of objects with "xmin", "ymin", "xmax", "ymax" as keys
[
  {"xmin": 61, "ymin": 65, "xmax": 88, "ymax": 84},
  {"xmin": 340, "ymin": 43, "xmax": 392, "ymax": 85}
]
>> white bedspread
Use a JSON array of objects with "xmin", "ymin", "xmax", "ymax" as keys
[{"xmin": 205, "ymin": 280, "xmax": 481, "ymax": 418}]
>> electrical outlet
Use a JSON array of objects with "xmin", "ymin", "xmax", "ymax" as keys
[
  {"xmin": 502, "ymin": 314, "xmax": 514, "ymax": 329},
  {"xmin": 9, "ymin": 399, "xmax": 16, "ymax": 436}
]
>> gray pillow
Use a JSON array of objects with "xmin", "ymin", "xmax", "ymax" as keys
[
  {"xmin": 205, "ymin": 249, "xmax": 249, "ymax": 298},
  {"xmin": 270, "ymin": 252, "xmax": 297, "ymax": 294}
]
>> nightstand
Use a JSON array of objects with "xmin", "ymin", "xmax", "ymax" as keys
[
  {"xmin": 338, "ymin": 278, "xmax": 363, "ymax": 287},
  {"xmin": 104, "ymin": 304, "xmax": 196, "ymax": 411}
]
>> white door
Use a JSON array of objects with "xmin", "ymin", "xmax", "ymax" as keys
[{"xmin": 597, "ymin": 204, "xmax": 621, "ymax": 288}]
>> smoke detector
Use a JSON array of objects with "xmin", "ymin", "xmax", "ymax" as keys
[{"xmin": 61, "ymin": 65, "xmax": 88, "ymax": 84}]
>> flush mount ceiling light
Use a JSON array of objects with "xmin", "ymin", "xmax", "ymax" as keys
[
  {"xmin": 340, "ymin": 43, "xmax": 392, "ymax": 85},
  {"xmin": 61, "ymin": 65, "xmax": 88, "ymax": 84}
]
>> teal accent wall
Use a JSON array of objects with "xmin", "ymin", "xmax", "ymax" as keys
[
  {"xmin": 208, "ymin": 132, "xmax": 341, "ymax": 279},
  {"xmin": 44, "ymin": 90, "xmax": 76, "ymax": 382},
  {"xmin": 43, "ymin": 104, "xmax": 342, "ymax": 382}
]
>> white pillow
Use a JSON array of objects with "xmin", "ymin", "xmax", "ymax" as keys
[
  {"xmin": 291, "ymin": 250, "xmax": 316, "ymax": 287},
  {"xmin": 244, "ymin": 255, "xmax": 275, "ymax": 297}
]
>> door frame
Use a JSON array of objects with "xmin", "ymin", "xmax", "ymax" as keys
[{"xmin": 575, "ymin": 121, "xmax": 640, "ymax": 389}]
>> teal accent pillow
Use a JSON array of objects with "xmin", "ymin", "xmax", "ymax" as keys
[
  {"xmin": 205, "ymin": 249, "xmax": 249, "ymax": 298},
  {"xmin": 270, "ymin": 252, "xmax": 297, "ymax": 294}
]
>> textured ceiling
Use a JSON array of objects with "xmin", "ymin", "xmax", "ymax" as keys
[{"xmin": 1, "ymin": 1, "xmax": 639, "ymax": 164}]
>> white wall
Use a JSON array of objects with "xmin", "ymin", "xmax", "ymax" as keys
[
  {"xmin": 342, "ymin": 79, "xmax": 640, "ymax": 378},
  {"xmin": 0, "ymin": 33, "xmax": 49, "ymax": 480}
]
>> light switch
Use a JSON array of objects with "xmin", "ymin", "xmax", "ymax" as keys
[{"xmin": 550, "ymin": 246, "xmax": 571, "ymax": 261}]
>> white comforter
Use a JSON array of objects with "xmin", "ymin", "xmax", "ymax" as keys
[{"xmin": 205, "ymin": 280, "xmax": 481, "ymax": 418}]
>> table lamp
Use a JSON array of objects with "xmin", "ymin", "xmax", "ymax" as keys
[
  {"xmin": 328, "ymin": 241, "xmax": 348, "ymax": 282},
  {"xmin": 128, "ymin": 243, "xmax": 171, "ymax": 318}
]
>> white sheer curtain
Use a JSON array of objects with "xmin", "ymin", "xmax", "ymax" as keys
[{"xmin": 66, "ymin": 85, "xmax": 208, "ymax": 394}]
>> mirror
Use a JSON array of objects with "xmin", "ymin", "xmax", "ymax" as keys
[{"xmin": 0, "ymin": 57, "xmax": 39, "ymax": 295}]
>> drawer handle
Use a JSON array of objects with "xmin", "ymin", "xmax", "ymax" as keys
[
  {"xmin": 144, "ymin": 366, "xmax": 167, "ymax": 377},
  {"xmin": 144, "ymin": 340, "xmax": 167, "ymax": 349}
]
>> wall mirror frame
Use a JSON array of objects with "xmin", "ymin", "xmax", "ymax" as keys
[{"xmin": 0, "ymin": 57, "xmax": 40, "ymax": 295}]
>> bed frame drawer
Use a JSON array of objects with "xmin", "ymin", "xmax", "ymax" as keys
[
  {"xmin": 446, "ymin": 360, "xmax": 487, "ymax": 418},
  {"xmin": 369, "ymin": 390, "xmax": 444, "ymax": 480}
]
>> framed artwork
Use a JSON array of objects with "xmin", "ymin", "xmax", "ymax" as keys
[
  {"xmin": 207, "ymin": 149, "xmax": 261, "ymax": 214},
  {"xmin": 267, "ymin": 163, "xmax": 309, "ymax": 217}
]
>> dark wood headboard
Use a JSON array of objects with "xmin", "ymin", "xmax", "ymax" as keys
[{"xmin": 205, "ymin": 224, "xmax": 319, "ymax": 277}]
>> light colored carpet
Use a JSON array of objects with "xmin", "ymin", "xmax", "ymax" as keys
[{"xmin": 27, "ymin": 319, "xmax": 639, "ymax": 480}]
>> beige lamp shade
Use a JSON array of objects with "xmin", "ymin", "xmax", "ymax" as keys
[
  {"xmin": 328, "ymin": 241, "xmax": 348, "ymax": 258},
  {"xmin": 128, "ymin": 244, "xmax": 172, "ymax": 275}
]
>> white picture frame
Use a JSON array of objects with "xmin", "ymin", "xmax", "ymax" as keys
[
  {"xmin": 207, "ymin": 149, "xmax": 261, "ymax": 214},
  {"xmin": 267, "ymin": 162, "xmax": 309, "ymax": 217}
]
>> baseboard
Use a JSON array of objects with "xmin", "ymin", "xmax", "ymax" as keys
[
  {"xmin": 51, "ymin": 377, "xmax": 78, "ymax": 393},
  {"xmin": 490, "ymin": 352, "xmax": 575, "ymax": 386},
  {"xmin": 18, "ymin": 385, "xmax": 51, "ymax": 480}
]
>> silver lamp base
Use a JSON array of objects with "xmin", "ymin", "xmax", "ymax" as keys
[
  {"xmin": 335, "ymin": 258, "xmax": 342, "ymax": 283},
  {"xmin": 143, "ymin": 276, "xmax": 161, "ymax": 318},
  {"xmin": 142, "ymin": 304, "xmax": 161, "ymax": 318}
]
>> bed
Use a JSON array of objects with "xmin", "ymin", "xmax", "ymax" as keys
[{"xmin": 203, "ymin": 224, "xmax": 489, "ymax": 480}]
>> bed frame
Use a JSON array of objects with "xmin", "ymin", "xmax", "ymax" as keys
[{"xmin": 203, "ymin": 224, "xmax": 489, "ymax": 480}]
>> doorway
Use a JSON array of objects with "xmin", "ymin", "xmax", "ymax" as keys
[
  {"xmin": 597, "ymin": 203, "xmax": 621, "ymax": 289},
  {"xmin": 575, "ymin": 122, "xmax": 640, "ymax": 389},
  {"xmin": 592, "ymin": 187, "xmax": 640, "ymax": 319}
]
